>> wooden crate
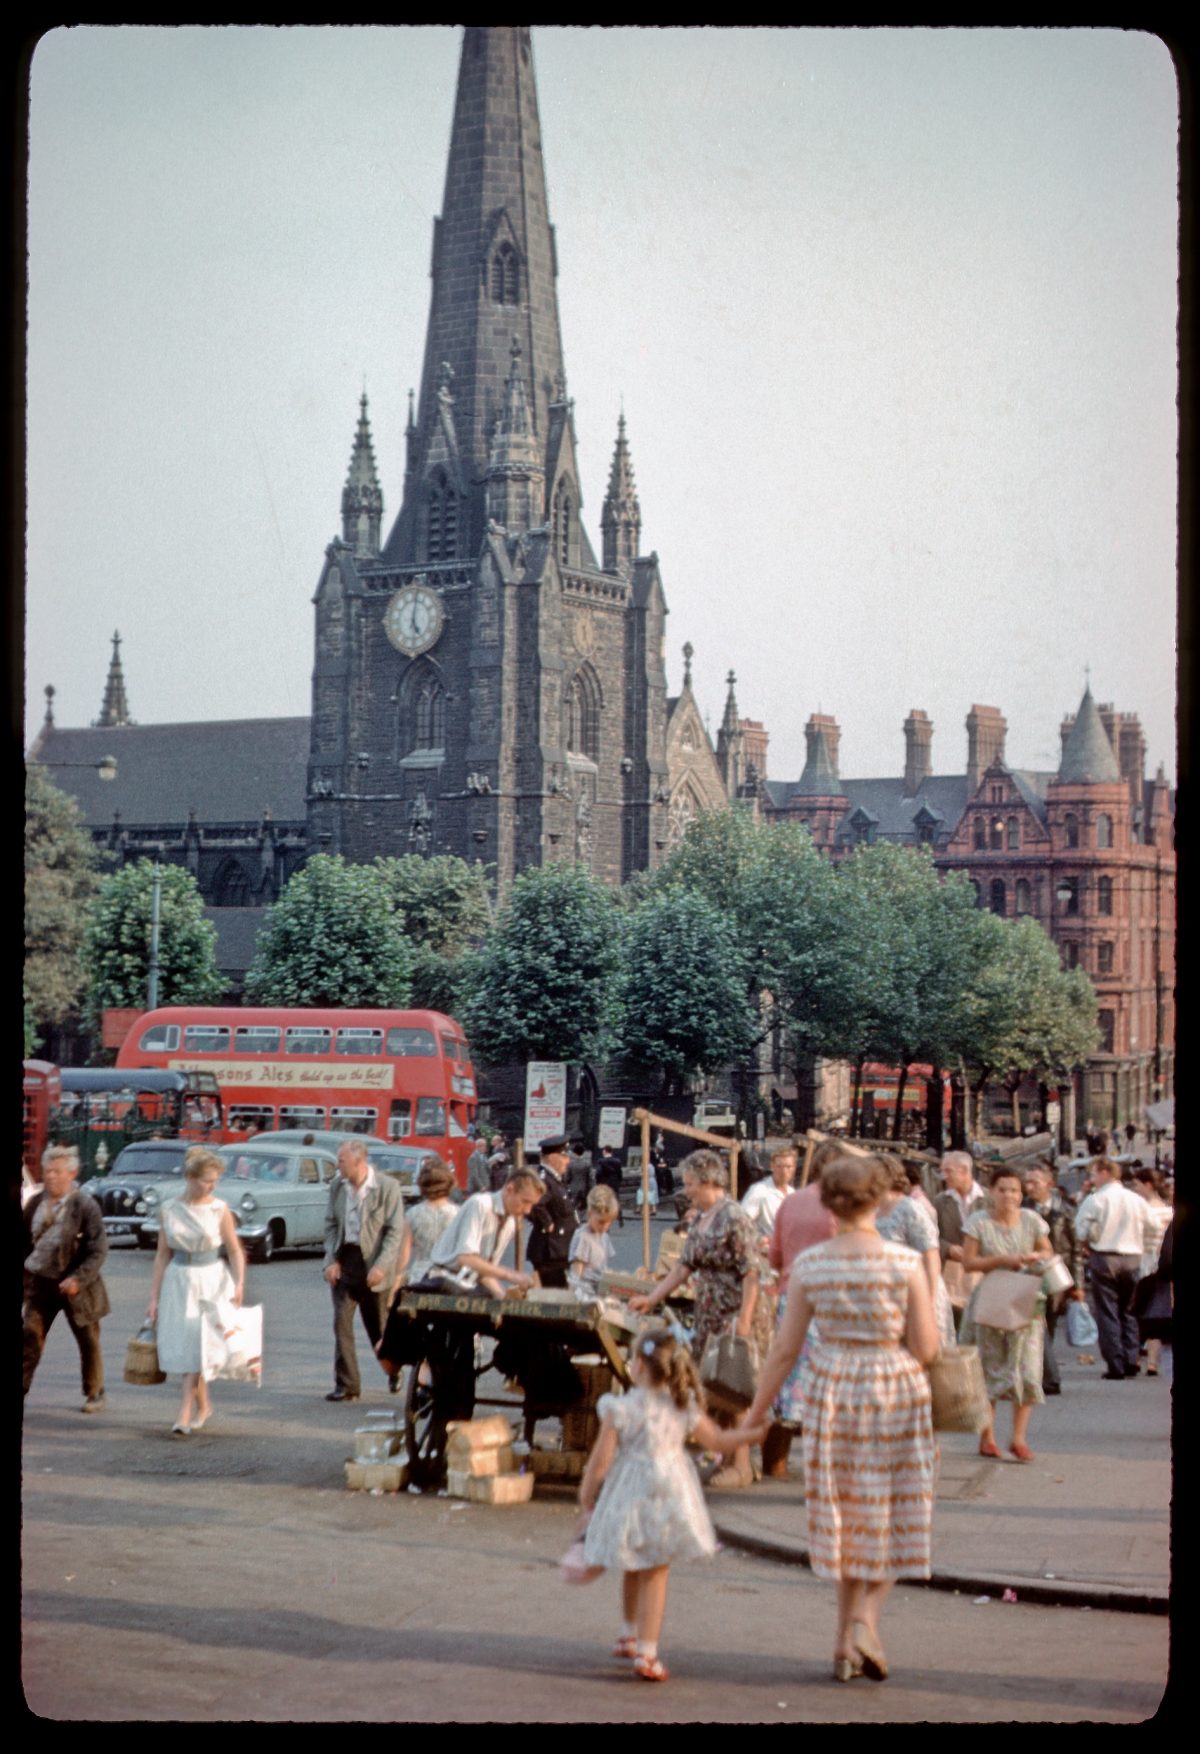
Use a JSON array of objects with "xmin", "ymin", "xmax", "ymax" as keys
[
  {"xmin": 527, "ymin": 1447, "xmax": 587, "ymax": 1480},
  {"xmin": 461, "ymin": 1471, "xmax": 534, "ymax": 1505},
  {"xmin": 354, "ymin": 1427, "xmax": 402, "ymax": 1460},
  {"xmin": 572, "ymin": 1357, "xmax": 616, "ymax": 1406},
  {"xmin": 445, "ymin": 1415, "xmax": 515, "ymax": 1459},
  {"xmin": 563, "ymin": 1406, "xmax": 600, "ymax": 1451},
  {"xmin": 344, "ymin": 1458, "xmax": 408, "ymax": 1492}
]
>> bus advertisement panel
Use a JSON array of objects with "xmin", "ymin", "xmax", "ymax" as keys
[{"xmin": 115, "ymin": 1007, "xmax": 477, "ymax": 1182}]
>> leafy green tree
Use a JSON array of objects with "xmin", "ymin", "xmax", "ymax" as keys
[
  {"xmin": 82, "ymin": 859, "xmax": 224, "ymax": 1025},
  {"xmin": 24, "ymin": 767, "xmax": 102, "ymax": 1042},
  {"xmin": 615, "ymin": 887, "xmax": 754, "ymax": 1090},
  {"xmin": 371, "ymin": 855, "xmax": 491, "ymax": 955},
  {"xmin": 457, "ymin": 863, "xmax": 621, "ymax": 1065},
  {"xmin": 244, "ymin": 855, "xmax": 413, "ymax": 1007}
]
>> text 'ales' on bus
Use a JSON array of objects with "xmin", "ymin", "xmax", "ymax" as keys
[{"xmin": 115, "ymin": 1007, "xmax": 478, "ymax": 1182}]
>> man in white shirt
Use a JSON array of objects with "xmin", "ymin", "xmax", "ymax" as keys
[
  {"xmin": 1073, "ymin": 1157, "xmax": 1148, "ymax": 1380},
  {"xmin": 740, "ymin": 1146, "xmax": 797, "ymax": 1243},
  {"xmin": 428, "ymin": 1169, "xmax": 544, "ymax": 1297}
]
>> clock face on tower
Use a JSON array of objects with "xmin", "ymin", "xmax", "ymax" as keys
[{"xmin": 383, "ymin": 584, "xmax": 445, "ymax": 656}]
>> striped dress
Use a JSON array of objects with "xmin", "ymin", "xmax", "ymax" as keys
[{"xmin": 790, "ymin": 1241, "xmax": 935, "ymax": 1582}]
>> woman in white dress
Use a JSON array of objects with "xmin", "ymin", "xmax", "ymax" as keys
[{"xmin": 147, "ymin": 1147, "xmax": 245, "ymax": 1434}]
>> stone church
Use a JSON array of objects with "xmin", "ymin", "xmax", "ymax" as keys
[{"xmin": 30, "ymin": 26, "xmax": 743, "ymax": 969}]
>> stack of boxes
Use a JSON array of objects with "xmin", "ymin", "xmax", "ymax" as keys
[
  {"xmin": 344, "ymin": 1409, "xmax": 409, "ymax": 1492},
  {"xmin": 444, "ymin": 1414, "xmax": 533, "ymax": 1503}
]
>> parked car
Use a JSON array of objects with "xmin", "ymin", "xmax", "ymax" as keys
[
  {"xmin": 84, "ymin": 1139, "xmax": 192, "ymax": 1246},
  {"xmin": 141, "ymin": 1139, "xmax": 342, "ymax": 1263},
  {"xmin": 266, "ymin": 1129, "xmax": 441, "ymax": 1201},
  {"xmin": 691, "ymin": 1099, "xmax": 737, "ymax": 1136}
]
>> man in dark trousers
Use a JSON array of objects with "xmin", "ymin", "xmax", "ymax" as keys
[
  {"xmin": 23, "ymin": 1144, "xmax": 111, "ymax": 1413},
  {"xmin": 525, "ymin": 1134, "xmax": 579, "ymax": 1289},
  {"xmin": 595, "ymin": 1145, "xmax": 625, "ymax": 1227},
  {"xmin": 322, "ymin": 1138, "xmax": 405, "ymax": 1402}
]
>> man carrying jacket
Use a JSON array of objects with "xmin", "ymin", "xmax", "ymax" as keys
[
  {"xmin": 323, "ymin": 1138, "xmax": 405, "ymax": 1402},
  {"xmin": 23, "ymin": 1145, "xmax": 111, "ymax": 1413}
]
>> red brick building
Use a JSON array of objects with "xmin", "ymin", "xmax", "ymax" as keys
[{"xmin": 764, "ymin": 685, "xmax": 1175, "ymax": 1137}]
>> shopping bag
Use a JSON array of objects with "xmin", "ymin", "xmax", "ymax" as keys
[
  {"xmin": 1065, "ymin": 1299, "xmax": 1099, "ymax": 1350},
  {"xmin": 699, "ymin": 1327, "xmax": 758, "ymax": 1412},
  {"xmin": 200, "ymin": 1299, "xmax": 263, "ymax": 1384},
  {"xmin": 927, "ymin": 1346, "xmax": 989, "ymax": 1433},
  {"xmin": 971, "ymin": 1268, "xmax": 1042, "ymax": 1332},
  {"xmin": 123, "ymin": 1322, "xmax": 166, "ymax": 1385}
]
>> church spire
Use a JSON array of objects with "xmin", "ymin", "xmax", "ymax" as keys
[
  {"xmin": 716, "ymin": 670, "xmax": 745, "ymax": 798},
  {"xmin": 384, "ymin": 27, "xmax": 567, "ymax": 564},
  {"xmin": 601, "ymin": 411, "xmax": 641, "ymax": 574},
  {"xmin": 94, "ymin": 631, "xmax": 132, "ymax": 728},
  {"xmin": 342, "ymin": 392, "xmax": 384, "ymax": 558}
]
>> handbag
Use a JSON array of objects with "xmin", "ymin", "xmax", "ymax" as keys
[
  {"xmin": 1065, "ymin": 1299, "xmax": 1099, "ymax": 1349},
  {"xmin": 699, "ymin": 1325, "xmax": 758, "ymax": 1412},
  {"xmin": 123, "ymin": 1321, "xmax": 166, "ymax": 1385},
  {"xmin": 927, "ymin": 1346, "xmax": 990, "ymax": 1433},
  {"xmin": 200, "ymin": 1299, "xmax": 263, "ymax": 1384},
  {"xmin": 560, "ymin": 1513, "xmax": 605, "ymax": 1585},
  {"xmin": 1040, "ymin": 1254, "xmax": 1074, "ymax": 1296},
  {"xmin": 970, "ymin": 1267, "xmax": 1043, "ymax": 1331}
]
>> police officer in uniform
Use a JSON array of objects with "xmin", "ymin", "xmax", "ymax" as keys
[{"xmin": 525, "ymin": 1134, "xmax": 579, "ymax": 1290}]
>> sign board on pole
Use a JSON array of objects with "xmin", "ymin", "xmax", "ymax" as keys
[
  {"xmin": 597, "ymin": 1105, "xmax": 627, "ymax": 1151},
  {"xmin": 524, "ymin": 1062, "xmax": 568, "ymax": 1147}
]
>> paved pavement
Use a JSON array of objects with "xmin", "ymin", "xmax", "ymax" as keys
[{"xmin": 710, "ymin": 1344, "xmax": 1172, "ymax": 1613}]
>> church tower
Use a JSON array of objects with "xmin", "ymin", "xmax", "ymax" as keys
[{"xmin": 307, "ymin": 26, "xmax": 670, "ymax": 889}]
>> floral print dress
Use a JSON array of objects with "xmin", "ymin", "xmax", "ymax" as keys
[
  {"xmin": 681, "ymin": 1197, "xmax": 768, "ymax": 1357},
  {"xmin": 958, "ymin": 1208, "xmax": 1050, "ymax": 1405}
]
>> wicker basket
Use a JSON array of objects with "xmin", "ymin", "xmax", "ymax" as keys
[
  {"xmin": 123, "ymin": 1324, "xmax": 166, "ymax": 1385},
  {"xmin": 927, "ymin": 1345, "xmax": 989, "ymax": 1434}
]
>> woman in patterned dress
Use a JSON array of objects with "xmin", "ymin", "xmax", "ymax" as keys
[
  {"xmin": 731, "ymin": 1155, "xmax": 938, "ymax": 1683},
  {"xmin": 959, "ymin": 1168, "xmax": 1052, "ymax": 1462},
  {"xmin": 629, "ymin": 1149, "xmax": 762, "ymax": 1488}
]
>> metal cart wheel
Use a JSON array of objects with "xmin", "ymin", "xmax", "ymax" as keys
[{"xmin": 403, "ymin": 1323, "xmax": 479, "ymax": 1489}]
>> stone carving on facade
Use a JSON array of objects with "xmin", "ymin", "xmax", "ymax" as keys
[
  {"xmin": 408, "ymin": 789, "xmax": 433, "ymax": 854},
  {"xmin": 575, "ymin": 777, "xmax": 594, "ymax": 867}
]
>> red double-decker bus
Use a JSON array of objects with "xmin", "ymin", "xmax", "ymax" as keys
[{"xmin": 116, "ymin": 1007, "xmax": 478, "ymax": 1182}]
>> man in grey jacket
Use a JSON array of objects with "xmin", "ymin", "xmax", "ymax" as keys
[
  {"xmin": 323, "ymin": 1138, "xmax": 405, "ymax": 1402},
  {"xmin": 23, "ymin": 1145, "xmax": 111, "ymax": 1412}
]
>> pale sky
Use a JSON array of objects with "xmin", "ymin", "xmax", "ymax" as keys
[{"xmin": 25, "ymin": 25, "xmax": 1179, "ymax": 786}]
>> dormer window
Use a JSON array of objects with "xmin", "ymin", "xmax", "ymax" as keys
[{"xmin": 491, "ymin": 243, "xmax": 519, "ymax": 306}]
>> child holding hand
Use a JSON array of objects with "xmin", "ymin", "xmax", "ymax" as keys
[
  {"xmin": 569, "ymin": 1185, "xmax": 619, "ymax": 1296},
  {"xmin": 578, "ymin": 1324, "xmax": 733, "ymax": 1682}
]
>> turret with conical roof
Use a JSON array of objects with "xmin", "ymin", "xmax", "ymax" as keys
[
  {"xmin": 1058, "ymin": 684, "xmax": 1121, "ymax": 784},
  {"xmin": 341, "ymin": 393, "xmax": 384, "ymax": 558},
  {"xmin": 601, "ymin": 412, "xmax": 641, "ymax": 575},
  {"xmin": 94, "ymin": 632, "xmax": 133, "ymax": 729}
]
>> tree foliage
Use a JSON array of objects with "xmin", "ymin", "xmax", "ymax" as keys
[
  {"xmin": 615, "ymin": 886, "xmax": 754, "ymax": 1085},
  {"xmin": 82, "ymin": 859, "xmax": 224, "ymax": 1025},
  {"xmin": 25, "ymin": 767, "xmax": 102, "ymax": 1038},
  {"xmin": 457, "ymin": 863, "xmax": 622, "ymax": 1065},
  {"xmin": 370, "ymin": 855, "xmax": 491, "ymax": 955},
  {"xmin": 244, "ymin": 855, "xmax": 413, "ymax": 1007}
]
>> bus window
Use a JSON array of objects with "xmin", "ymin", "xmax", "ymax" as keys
[
  {"xmin": 229, "ymin": 1105, "xmax": 275, "ymax": 1134},
  {"xmin": 388, "ymin": 1099, "xmax": 412, "ymax": 1139},
  {"xmin": 280, "ymin": 1106, "xmax": 327, "ymax": 1129},
  {"xmin": 440, "ymin": 1034, "xmax": 462, "ymax": 1062},
  {"xmin": 385, "ymin": 1027, "xmax": 436, "ymax": 1057},
  {"xmin": 415, "ymin": 1097, "xmax": 446, "ymax": 1135},
  {"xmin": 448, "ymin": 1105, "xmax": 468, "ymax": 1137},
  {"xmin": 139, "ymin": 1023, "xmax": 180, "ymax": 1053},
  {"xmin": 285, "ymin": 1028, "xmax": 332, "ymax": 1056},
  {"xmin": 234, "ymin": 1027, "xmax": 281, "ymax": 1054},
  {"xmin": 184, "ymin": 1025, "xmax": 230, "ymax": 1053},
  {"xmin": 335, "ymin": 1028, "xmax": 383, "ymax": 1057},
  {"xmin": 331, "ymin": 1107, "xmax": 378, "ymax": 1133}
]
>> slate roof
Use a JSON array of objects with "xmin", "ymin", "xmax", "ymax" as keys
[
  {"xmin": 204, "ymin": 907, "xmax": 269, "ymax": 977},
  {"xmin": 31, "ymin": 719, "xmax": 311, "ymax": 829},
  {"xmin": 833, "ymin": 776, "xmax": 969, "ymax": 845}
]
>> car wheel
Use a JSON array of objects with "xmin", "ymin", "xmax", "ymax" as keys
[{"xmin": 256, "ymin": 1227, "xmax": 277, "ymax": 1264}]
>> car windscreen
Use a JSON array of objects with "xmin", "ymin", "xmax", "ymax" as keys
[
  {"xmin": 110, "ymin": 1149, "xmax": 187, "ymax": 1178},
  {"xmin": 218, "ymin": 1154, "xmax": 296, "ymax": 1182}
]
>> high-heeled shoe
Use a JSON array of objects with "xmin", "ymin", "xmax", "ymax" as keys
[
  {"xmin": 171, "ymin": 1422, "xmax": 190, "ymax": 1437},
  {"xmin": 852, "ymin": 1622, "xmax": 888, "ymax": 1681},
  {"xmin": 190, "ymin": 1408, "xmax": 212, "ymax": 1432},
  {"xmin": 832, "ymin": 1656, "xmax": 863, "ymax": 1682}
]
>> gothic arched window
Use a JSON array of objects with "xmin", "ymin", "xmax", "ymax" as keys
[
  {"xmin": 400, "ymin": 659, "xmax": 445, "ymax": 755},
  {"xmin": 1097, "ymin": 813, "xmax": 1113, "ymax": 848},
  {"xmin": 426, "ymin": 470, "xmax": 459, "ymax": 562},
  {"xmin": 1064, "ymin": 813, "xmax": 1080, "ymax": 849},
  {"xmin": 565, "ymin": 664, "xmax": 601, "ymax": 762},
  {"xmin": 1007, "ymin": 815, "xmax": 1020, "ymax": 849},
  {"xmin": 215, "ymin": 859, "xmax": 251, "ymax": 907},
  {"xmin": 491, "ymin": 244, "xmax": 520, "ymax": 305},
  {"xmin": 990, "ymin": 878, "xmax": 1007, "ymax": 916}
]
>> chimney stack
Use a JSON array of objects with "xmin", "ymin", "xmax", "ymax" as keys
[
  {"xmin": 903, "ymin": 709, "xmax": 933, "ymax": 796},
  {"xmin": 966, "ymin": 705, "xmax": 1007, "ymax": 793}
]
